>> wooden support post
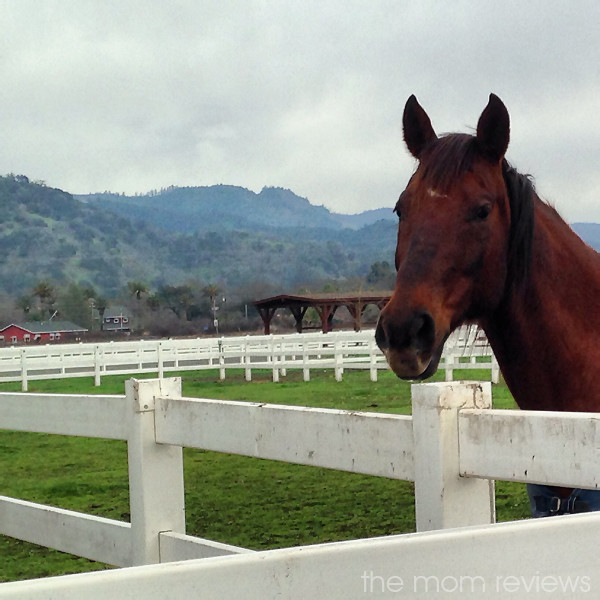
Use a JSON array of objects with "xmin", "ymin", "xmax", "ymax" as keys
[
  {"xmin": 257, "ymin": 307, "xmax": 277, "ymax": 335},
  {"xmin": 315, "ymin": 303, "xmax": 339, "ymax": 333},
  {"xmin": 289, "ymin": 305, "xmax": 308, "ymax": 333},
  {"xmin": 412, "ymin": 381, "xmax": 495, "ymax": 532},
  {"xmin": 127, "ymin": 378, "xmax": 186, "ymax": 566}
]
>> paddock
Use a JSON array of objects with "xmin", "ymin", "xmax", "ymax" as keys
[{"xmin": 1, "ymin": 376, "xmax": 599, "ymax": 597}]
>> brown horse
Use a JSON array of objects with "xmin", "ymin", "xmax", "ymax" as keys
[
  {"xmin": 376, "ymin": 93, "xmax": 600, "ymax": 413},
  {"xmin": 376, "ymin": 94, "xmax": 600, "ymax": 513}
]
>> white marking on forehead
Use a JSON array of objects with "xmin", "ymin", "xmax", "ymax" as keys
[{"xmin": 427, "ymin": 188, "xmax": 448, "ymax": 198}]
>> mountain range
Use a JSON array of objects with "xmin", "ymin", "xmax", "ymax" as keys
[
  {"xmin": 77, "ymin": 186, "xmax": 394, "ymax": 233},
  {"xmin": 1, "ymin": 174, "xmax": 598, "ymax": 297},
  {"xmin": 0, "ymin": 177, "xmax": 399, "ymax": 296}
]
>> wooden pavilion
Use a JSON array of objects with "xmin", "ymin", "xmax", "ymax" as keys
[{"xmin": 253, "ymin": 291, "xmax": 393, "ymax": 334}]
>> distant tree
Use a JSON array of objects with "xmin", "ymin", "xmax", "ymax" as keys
[
  {"xmin": 16, "ymin": 295, "xmax": 32, "ymax": 317},
  {"xmin": 157, "ymin": 284, "xmax": 194, "ymax": 319},
  {"xmin": 32, "ymin": 280, "xmax": 56, "ymax": 320},
  {"xmin": 202, "ymin": 284, "xmax": 222, "ymax": 304},
  {"xmin": 366, "ymin": 261, "xmax": 395, "ymax": 289},
  {"xmin": 57, "ymin": 283, "xmax": 94, "ymax": 329},
  {"xmin": 146, "ymin": 293, "xmax": 161, "ymax": 312},
  {"xmin": 321, "ymin": 281, "xmax": 340, "ymax": 293},
  {"xmin": 127, "ymin": 281, "xmax": 149, "ymax": 333},
  {"xmin": 127, "ymin": 281, "xmax": 149, "ymax": 301}
]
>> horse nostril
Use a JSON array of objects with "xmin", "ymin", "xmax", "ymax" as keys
[
  {"xmin": 376, "ymin": 310, "xmax": 435, "ymax": 354},
  {"xmin": 375, "ymin": 318, "xmax": 389, "ymax": 350},
  {"xmin": 409, "ymin": 311, "xmax": 435, "ymax": 352},
  {"xmin": 376, "ymin": 314, "xmax": 410, "ymax": 350}
]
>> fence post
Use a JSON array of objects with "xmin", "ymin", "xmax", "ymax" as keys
[
  {"xmin": 302, "ymin": 339, "xmax": 310, "ymax": 382},
  {"xmin": 218, "ymin": 339, "xmax": 226, "ymax": 380},
  {"xmin": 157, "ymin": 341, "xmax": 164, "ymax": 379},
  {"xmin": 20, "ymin": 349, "xmax": 28, "ymax": 392},
  {"xmin": 334, "ymin": 339, "xmax": 343, "ymax": 382},
  {"xmin": 244, "ymin": 338, "xmax": 252, "ymax": 382},
  {"xmin": 126, "ymin": 377, "xmax": 186, "ymax": 566},
  {"xmin": 369, "ymin": 338, "xmax": 378, "ymax": 382},
  {"xmin": 280, "ymin": 349, "xmax": 287, "ymax": 378},
  {"xmin": 173, "ymin": 339, "xmax": 180, "ymax": 370},
  {"xmin": 272, "ymin": 339, "xmax": 280, "ymax": 383},
  {"xmin": 491, "ymin": 354, "xmax": 500, "ymax": 384},
  {"xmin": 94, "ymin": 345, "xmax": 102, "ymax": 387},
  {"xmin": 411, "ymin": 381, "xmax": 495, "ymax": 532},
  {"xmin": 444, "ymin": 354, "xmax": 455, "ymax": 382}
]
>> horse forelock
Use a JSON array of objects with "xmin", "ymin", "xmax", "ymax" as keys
[{"xmin": 417, "ymin": 134, "xmax": 478, "ymax": 193}]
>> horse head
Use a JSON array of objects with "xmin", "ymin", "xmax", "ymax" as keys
[{"xmin": 376, "ymin": 94, "xmax": 515, "ymax": 379}]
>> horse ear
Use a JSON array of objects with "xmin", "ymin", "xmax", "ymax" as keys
[
  {"xmin": 476, "ymin": 93, "xmax": 510, "ymax": 163},
  {"xmin": 403, "ymin": 95, "xmax": 437, "ymax": 159}
]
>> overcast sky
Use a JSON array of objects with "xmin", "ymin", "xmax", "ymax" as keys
[{"xmin": 2, "ymin": 1, "xmax": 600, "ymax": 222}]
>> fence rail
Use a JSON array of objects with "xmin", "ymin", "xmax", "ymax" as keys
[
  {"xmin": 1, "ymin": 378, "xmax": 600, "ymax": 597},
  {"xmin": 2, "ymin": 514, "xmax": 597, "ymax": 599},
  {"xmin": 0, "ymin": 326, "xmax": 498, "ymax": 391}
]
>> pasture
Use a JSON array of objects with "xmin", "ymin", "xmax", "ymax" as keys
[{"xmin": 0, "ymin": 367, "xmax": 529, "ymax": 583}]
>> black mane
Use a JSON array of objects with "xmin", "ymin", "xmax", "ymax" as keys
[
  {"xmin": 418, "ymin": 133, "xmax": 535, "ymax": 292},
  {"xmin": 502, "ymin": 162, "xmax": 535, "ymax": 292}
]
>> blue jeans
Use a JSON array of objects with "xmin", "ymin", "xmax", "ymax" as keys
[{"xmin": 527, "ymin": 484, "xmax": 600, "ymax": 517}]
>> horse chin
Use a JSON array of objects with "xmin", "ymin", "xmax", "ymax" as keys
[{"xmin": 384, "ymin": 340, "xmax": 445, "ymax": 381}]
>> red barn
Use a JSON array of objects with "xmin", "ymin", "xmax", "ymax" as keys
[{"xmin": 0, "ymin": 321, "xmax": 88, "ymax": 344}]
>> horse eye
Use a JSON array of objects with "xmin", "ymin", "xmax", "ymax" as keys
[
  {"xmin": 473, "ymin": 204, "xmax": 491, "ymax": 221},
  {"xmin": 394, "ymin": 192, "xmax": 407, "ymax": 221},
  {"xmin": 394, "ymin": 201, "xmax": 404, "ymax": 221}
]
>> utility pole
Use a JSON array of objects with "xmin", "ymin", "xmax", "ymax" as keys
[{"xmin": 211, "ymin": 296, "xmax": 226, "ymax": 335}]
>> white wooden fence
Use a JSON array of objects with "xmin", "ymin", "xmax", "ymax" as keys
[
  {"xmin": 0, "ymin": 326, "xmax": 498, "ymax": 391},
  {"xmin": 1, "ymin": 379, "xmax": 599, "ymax": 598}
]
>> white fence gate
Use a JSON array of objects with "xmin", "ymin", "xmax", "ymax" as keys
[{"xmin": 1, "ymin": 379, "xmax": 599, "ymax": 597}]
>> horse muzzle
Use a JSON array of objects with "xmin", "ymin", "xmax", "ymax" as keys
[{"xmin": 375, "ymin": 309, "xmax": 445, "ymax": 380}]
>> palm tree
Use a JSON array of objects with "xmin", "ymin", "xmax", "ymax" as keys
[
  {"xmin": 127, "ymin": 281, "xmax": 148, "ymax": 301},
  {"xmin": 32, "ymin": 280, "xmax": 56, "ymax": 320},
  {"xmin": 127, "ymin": 281, "xmax": 149, "ymax": 333},
  {"xmin": 202, "ymin": 284, "xmax": 221, "ymax": 304}
]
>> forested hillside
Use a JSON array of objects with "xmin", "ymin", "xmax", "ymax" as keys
[
  {"xmin": 0, "ymin": 175, "xmax": 171, "ymax": 295},
  {"xmin": 0, "ymin": 175, "xmax": 398, "ymax": 296},
  {"xmin": 2, "ymin": 175, "xmax": 599, "ymax": 301}
]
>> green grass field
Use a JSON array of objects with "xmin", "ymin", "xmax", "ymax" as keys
[{"xmin": 0, "ymin": 366, "xmax": 530, "ymax": 583}]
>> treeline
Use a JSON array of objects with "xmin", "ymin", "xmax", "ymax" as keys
[{"xmin": 5, "ymin": 260, "xmax": 397, "ymax": 337}]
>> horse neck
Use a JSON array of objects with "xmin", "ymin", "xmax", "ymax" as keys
[{"xmin": 482, "ymin": 200, "xmax": 600, "ymax": 412}]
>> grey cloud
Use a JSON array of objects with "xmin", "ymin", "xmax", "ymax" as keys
[{"xmin": 1, "ymin": 0, "xmax": 599, "ymax": 221}]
